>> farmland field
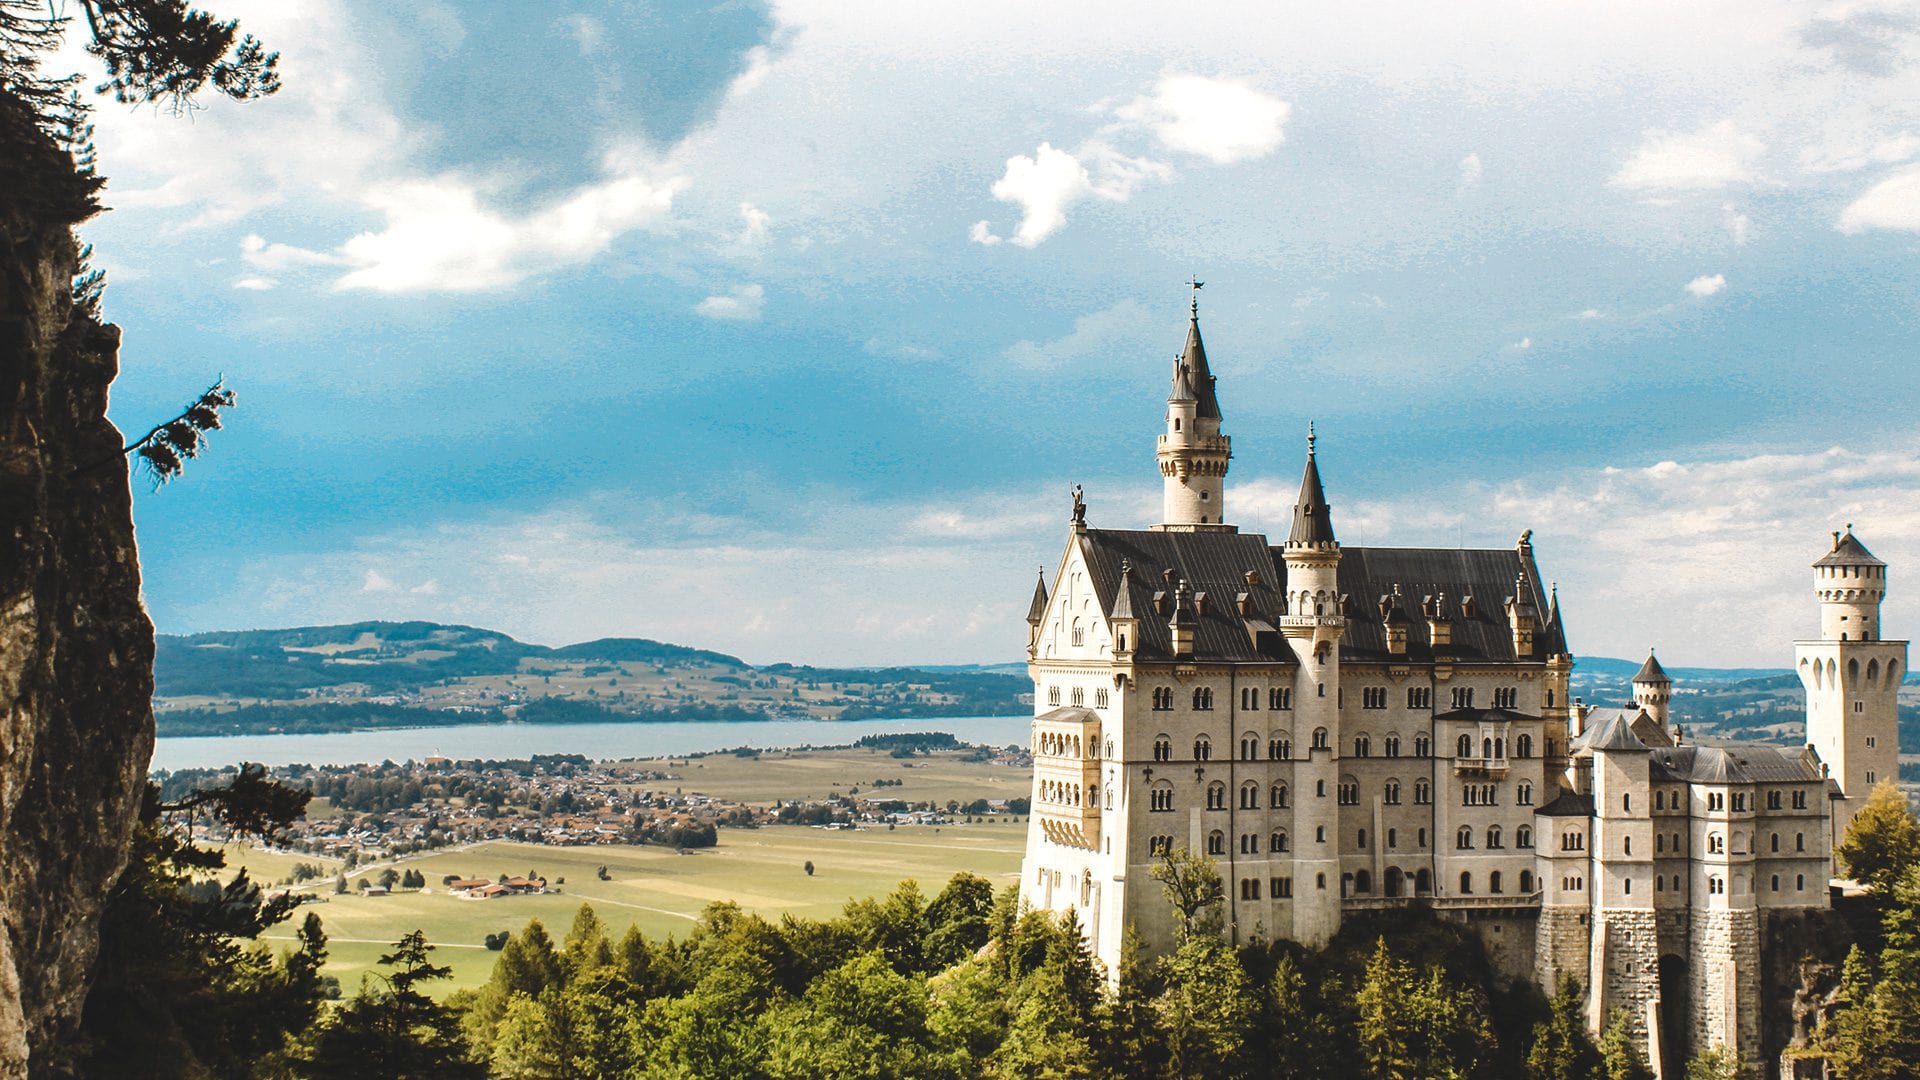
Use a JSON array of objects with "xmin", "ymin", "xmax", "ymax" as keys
[{"xmin": 240, "ymin": 820, "xmax": 1028, "ymax": 995}]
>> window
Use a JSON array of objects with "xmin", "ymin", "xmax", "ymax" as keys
[
  {"xmin": 1338, "ymin": 781, "xmax": 1360, "ymax": 805},
  {"xmin": 1414, "ymin": 734, "xmax": 1431, "ymax": 757},
  {"xmin": 1732, "ymin": 792, "xmax": 1747, "ymax": 812},
  {"xmin": 1709, "ymin": 876, "xmax": 1725, "ymax": 895},
  {"xmin": 1418, "ymin": 828, "xmax": 1428, "ymax": 848},
  {"xmin": 1152, "ymin": 687, "xmax": 1173, "ymax": 711},
  {"xmin": 1562, "ymin": 831, "xmax": 1585, "ymax": 852},
  {"xmin": 1385, "ymin": 735, "xmax": 1401, "ymax": 757},
  {"xmin": 1771, "ymin": 874, "xmax": 1781, "ymax": 892},
  {"xmin": 1150, "ymin": 784, "xmax": 1174, "ymax": 812},
  {"xmin": 1414, "ymin": 779, "xmax": 1432, "ymax": 805},
  {"xmin": 1273, "ymin": 877, "xmax": 1293, "ymax": 898},
  {"xmin": 1708, "ymin": 792, "xmax": 1725, "ymax": 811},
  {"xmin": 1516, "ymin": 825, "xmax": 1533, "ymax": 849},
  {"xmin": 1387, "ymin": 828, "xmax": 1397, "ymax": 849},
  {"xmin": 1520, "ymin": 870, "xmax": 1534, "ymax": 893},
  {"xmin": 1487, "ymin": 826, "xmax": 1504, "ymax": 848},
  {"xmin": 1355, "ymin": 870, "xmax": 1372, "ymax": 894},
  {"xmin": 1095, "ymin": 687, "xmax": 1108, "ymax": 708},
  {"xmin": 1240, "ymin": 833, "xmax": 1260, "ymax": 854},
  {"xmin": 1317, "ymin": 873, "xmax": 1327, "ymax": 890},
  {"xmin": 1708, "ymin": 833, "xmax": 1724, "ymax": 854},
  {"xmin": 1206, "ymin": 782, "xmax": 1226, "ymax": 810},
  {"xmin": 1270, "ymin": 831, "xmax": 1290, "ymax": 853},
  {"xmin": 1357, "ymin": 828, "xmax": 1368, "ymax": 849},
  {"xmin": 1048, "ymin": 686, "xmax": 1061, "ymax": 706},
  {"xmin": 1408, "ymin": 687, "xmax": 1432, "ymax": 710},
  {"xmin": 1316, "ymin": 826, "xmax": 1327, "ymax": 844},
  {"xmin": 1070, "ymin": 687, "xmax": 1084, "ymax": 707},
  {"xmin": 1353, "ymin": 735, "xmax": 1372, "ymax": 757},
  {"xmin": 1269, "ymin": 737, "xmax": 1292, "ymax": 760},
  {"xmin": 1384, "ymin": 780, "xmax": 1402, "ymax": 805},
  {"xmin": 1316, "ymin": 780, "xmax": 1326, "ymax": 798},
  {"xmin": 1270, "ymin": 784, "xmax": 1289, "ymax": 809},
  {"xmin": 1793, "ymin": 790, "xmax": 1808, "ymax": 809},
  {"xmin": 1241, "ymin": 687, "xmax": 1260, "ymax": 711},
  {"xmin": 1493, "ymin": 687, "xmax": 1517, "ymax": 709},
  {"xmin": 1270, "ymin": 687, "xmax": 1292, "ymax": 710},
  {"xmin": 1517, "ymin": 781, "xmax": 1534, "ymax": 806},
  {"xmin": 1240, "ymin": 782, "xmax": 1260, "ymax": 810},
  {"xmin": 1797, "ymin": 874, "xmax": 1806, "ymax": 891},
  {"xmin": 1796, "ymin": 832, "xmax": 1805, "ymax": 852},
  {"xmin": 1657, "ymin": 834, "xmax": 1665, "ymax": 853},
  {"xmin": 1311, "ymin": 728, "xmax": 1330, "ymax": 751},
  {"xmin": 1193, "ymin": 687, "xmax": 1214, "ymax": 711},
  {"xmin": 1451, "ymin": 687, "xmax": 1475, "ymax": 709},
  {"xmin": 1148, "ymin": 835, "xmax": 1173, "ymax": 857},
  {"xmin": 1490, "ymin": 871, "xmax": 1503, "ymax": 894},
  {"xmin": 1771, "ymin": 833, "xmax": 1780, "ymax": 853},
  {"xmin": 1516, "ymin": 734, "xmax": 1533, "ymax": 758},
  {"xmin": 1152, "ymin": 735, "xmax": 1172, "ymax": 762},
  {"xmin": 1208, "ymin": 830, "xmax": 1226, "ymax": 855},
  {"xmin": 1194, "ymin": 737, "xmax": 1212, "ymax": 761},
  {"xmin": 1460, "ymin": 872, "xmax": 1473, "ymax": 895},
  {"xmin": 1768, "ymin": 790, "xmax": 1782, "ymax": 810},
  {"xmin": 1457, "ymin": 734, "xmax": 1474, "ymax": 758},
  {"xmin": 1623, "ymin": 794, "xmax": 1631, "ymax": 813},
  {"xmin": 1240, "ymin": 735, "xmax": 1259, "ymax": 760},
  {"xmin": 1623, "ymin": 878, "xmax": 1631, "ymax": 895},
  {"xmin": 1623, "ymin": 836, "xmax": 1631, "ymax": 856},
  {"xmin": 1240, "ymin": 878, "xmax": 1262, "ymax": 900},
  {"xmin": 1457, "ymin": 826, "xmax": 1474, "ymax": 849},
  {"xmin": 1363, "ymin": 687, "xmax": 1388, "ymax": 709}
]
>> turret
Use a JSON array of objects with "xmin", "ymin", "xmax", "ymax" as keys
[
  {"xmin": 1168, "ymin": 578, "xmax": 1197, "ymax": 657},
  {"xmin": 1153, "ymin": 295, "xmax": 1233, "ymax": 532},
  {"xmin": 1796, "ymin": 527, "xmax": 1906, "ymax": 831},
  {"xmin": 1506, "ymin": 569, "xmax": 1537, "ymax": 659},
  {"xmin": 1111, "ymin": 560, "xmax": 1139, "ymax": 660},
  {"xmin": 1630, "ymin": 650, "xmax": 1671, "ymax": 729},
  {"xmin": 1026, "ymin": 570, "xmax": 1049, "ymax": 660},
  {"xmin": 1816, "ymin": 526, "xmax": 1887, "ymax": 641},
  {"xmin": 1280, "ymin": 425, "xmax": 1344, "ymax": 655}
]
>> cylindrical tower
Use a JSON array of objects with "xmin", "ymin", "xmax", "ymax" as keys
[{"xmin": 1154, "ymin": 297, "xmax": 1233, "ymax": 532}]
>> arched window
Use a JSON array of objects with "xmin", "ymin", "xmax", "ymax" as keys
[
  {"xmin": 1153, "ymin": 735, "xmax": 1172, "ymax": 762},
  {"xmin": 1517, "ymin": 825, "xmax": 1533, "ymax": 848},
  {"xmin": 1240, "ymin": 781, "xmax": 1260, "ymax": 810},
  {"xmin": 1487, "ymin": 826, "xmax": 1503, "ymax": 849},
  {"xmin": 1193, "ymin": 687, "xmax": 1215, "ymax": 710},
  {"xmin": 1483, "ymin": 737, "xmax": 1494, "ymax": 759},
  {"xmin": 1207, "ymin": 830, "xmax": 1225, "ymax": 855},
  {"xmin": 1270, "ymin": 784, "xmax": 1289, "ymax": 809},
  {"xmin": 1271, "ymin": 830, "xmax": 1290, "ymax": 853},
  {"xmin": 1517, "ymin": 781, "xmax": 1534, "ymax": 806},
  {"xmin": 1709, "ymin": 832, "xmax": 1724, "ymax": 854},
  {"xmin": 1152, "ymin": 687, "xmax": 1173, "ymax": 711},
  {"xmin": 1516, "ymin": 734, "xmax": 1533, "ymax": 758},
  {"xmin": 1269, "ymin": 736, "xmax": 1292, "ymax": 760},
  {"xmin": 1489, "ymin": 871, "xmax": 1503, "ymax": 894},
  {"xmin": 1316, "ymin": 825, "xmax": 1327, "ymax": 843},
  {"xmin": 1459, "ymin": 872, "xmax": 1473, "ymax": 895},
  {"xmin": 1414, "ymin": 779, "xmax": 1432, "ymax": 804},
  {"xmin": 1355, "ymin": 869, "xmax": 1373, "ymax": 894},
  {"xmin": 1241, "ymin": 733, "xmax": 1260, "ymax": 760},
  {"xmin": 1384, "ymin": 734, "xmax": 1401, "ymax": 757},
  {"xmin": 1206, "ymin": 782, "xmax": 1227, "ymax": 810},
  {"xmin": 1194, "ymin": 736, "xmax": 1212, "ymax": 761},
  {"xmin": 1414, "ymin": 734, "xmax": 1431, "ymax": 757},
  {"xmin": 1519, "ymin": 870, "xmax": 1534, "ymax": 893},
  {"xmin": 1456, "ymin": 826, "xmax": 1474, "ymax": 849},
  {"xmin": 1354, "ymin": 735, "xmax": 1372, "ymax": 757},
  {"xmin": 1311, "ymin": 728, "xmax": 1330, "ymax": 751},
  {"xmin": 1771, "ymin": 833, "xmax": 1780, "ymax": 853},
  {"xmin": 1384, "ymin": 780, "xmax": 1402, "ymax": 805},
  {"xmin": 1458, "ymin": 734, "xmax": 1474, "ymax": 758},
  {"xmin": 1150, "ymin": 782, "xmax": 1174, "ymax": 812}
]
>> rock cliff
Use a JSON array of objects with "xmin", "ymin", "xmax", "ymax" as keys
[{"xmin": 0, "ymin": 94, "xmax": 155, "ymax": 1075}]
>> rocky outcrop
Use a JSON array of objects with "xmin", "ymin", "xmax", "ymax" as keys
[{"xmin": 0, "ymin": 94, "xmax": 155, "ymax": 1075}]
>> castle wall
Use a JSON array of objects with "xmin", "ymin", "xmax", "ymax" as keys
[{"xmin": 1690, "ymin": 908, "xmax": 1762, "ymax": 1070}]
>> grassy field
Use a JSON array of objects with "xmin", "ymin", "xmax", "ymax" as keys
[
  {"xmin": 242, "ymin": 821, "xmax": 1027, "ymax": 996},
  {"xmin": 643, "ymin": 746, "xmax": 1029, "ymax": 805}
]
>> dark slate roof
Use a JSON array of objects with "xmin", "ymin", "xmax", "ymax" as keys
[
  {"xmin": 1434, "ymin": 707, "xmax": 1544, "ymax": 724},
  {"xmin": 1080, "ymin": 529, "xmax": 1293, "ymax": 662},
  {"xmin": 1075, "ymin": 528, "xmax": 1569, "ymax": 665},
  {"xmin": 1027, "ymin": 572, "xmax": 1049, "ymax": 624},
  {"xmin": 1034, "ymin": 706, "xmax": 1098, "ymax": 725},
  {"xmin": 1633, "ymin": 652, "xmax": 1670, "ymax": 685},
  {"xmin": 1647, "ymin": 741, "xmax": 1820, "ymax": 785},
  {"xmin": 1814, "ymin": 529, "xmax": 1885, "ymax": 568},
  {"xmin": 1179, "ymin": 306, "xmax": 1222, "ymax": 420},
  {"xmin": 1331, "ymin": 546, "xmax": 1569, "ymax": 663},
  {"xmin": 1287, "ymin": 451, "xmax": 1337, "ymax": 546},
  {"xmin": 1580, "ymin": 712, "xmax": 1650, "ymax": 753},
  {"xmin": 1536, "ymin": 789, "xmax": 1594, "ymax": 817}
]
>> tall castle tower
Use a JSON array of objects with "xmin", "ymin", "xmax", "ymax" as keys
[
  {"xmin": 1153, "ymin": 296, "xmax": 1233, "ymax": 532},
  {"xmin": 1796, "ymin": 527, "xmax": 1906, "ymax": 834},
  {"xmin": 1631, "ymin": 651, "xmax": 1671, "ymax": 731},
  {"xmin": 1280, "ymin": 429, "xmax": 1343, "ymax": 945}
]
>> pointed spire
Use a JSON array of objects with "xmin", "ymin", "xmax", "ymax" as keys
[
  {"xmin": 1633, "ymin": 649, "xmax": 1670, "ymax": 686},
  {"xmin": 1111, "ymin": 560, "xmax": 1136, "ymax": 620},
  {"xmin": 1168, "ymin": 354, "xmax": 1197, "ymax": 404},
  {"xmin": 1179, "ymin": 294, "xmax": 1222, "ymax": 420},
  {"xmin": 1287, "ymin": 422, "xmax": 1337, "ymax": 546},
  {"xmin": 1026, "ymin": 568, "xmax": 1049, "ymax": 625},
  {"xmin": 1547, "ymin": 582, "xmax": 1561, "ymax": 627}
]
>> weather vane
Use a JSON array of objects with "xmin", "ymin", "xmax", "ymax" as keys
[{"xmin": 1186, "ymin": 276, "xmax": 1204, "ymax": 314}]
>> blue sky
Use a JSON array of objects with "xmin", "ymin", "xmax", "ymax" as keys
[{"xmin": 62, "ymin": 0, "xmax": 1920, "ymax": 666}]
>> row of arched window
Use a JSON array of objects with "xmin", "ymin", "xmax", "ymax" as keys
[
  {"xmin": 1037, "ymin": 779, "xmax": 1094, "ymax": 807},
  {"xmin": 1455, "ymin": 825, "xmax": 1534, "ymax": 849}
]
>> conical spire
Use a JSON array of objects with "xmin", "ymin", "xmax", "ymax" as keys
[
  {"xmin": 1168, "ymin": 354, "xmax": 1197, "ymax": 404},
  {"xmin": 1287, "ymin": 423, "xmax": 1337, "ymax": 546},
  {"xmin": 1633, "ymin": 649, "xmax": 1670, "ymax": 686},
  {"xmin": 1111, "ymin": 560, "xmax": 1136, "ymax": 620},
  {"xmin": 1179, "ymin": 294, "xmax": 1222, "ymax": 420},
  {"xmin": 1026, "ymin": 569, "xmax": 1049, "ymax": 625}
]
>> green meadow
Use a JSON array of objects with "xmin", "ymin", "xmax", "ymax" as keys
[{"xmin": 238, "ymin": 820, "xmax": 1027, "ymax": 995}]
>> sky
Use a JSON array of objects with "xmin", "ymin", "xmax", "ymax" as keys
[{"xmin": 55, "ymin": 0, "xmax": 1920, "ymax": 667}]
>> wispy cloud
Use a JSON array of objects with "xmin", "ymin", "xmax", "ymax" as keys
[
  {"xmin": 1685, "ymin": 273, "xmax": 1727, "ymax": 297},
  {"xmin": 1838, "ymin": 166, "xmax": 1920, "ymax": 232},
  {"xmin": 1612, "ymin": 120, "xmax": 1765, "ymax": 192},
  {"xmin": 694, "ymin": 283, "xmax": 766, "ymax": 321}
]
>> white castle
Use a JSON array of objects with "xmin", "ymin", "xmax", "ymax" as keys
[{"xmin": 1018, "ymin": 298, "xmax": 1902, "ymax": 1077}]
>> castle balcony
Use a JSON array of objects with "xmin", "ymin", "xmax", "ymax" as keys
[
  {"xmin": 1277, "ymin": 615, "xmax": 1347, "ymax": 630},
  {"xmin": 1032, "ymin": 706, "xmax": 1102, "ymax": 851},
  {"xmin": 1454, "ymin": 756, "xmax": 1510, "ymax": 778}
]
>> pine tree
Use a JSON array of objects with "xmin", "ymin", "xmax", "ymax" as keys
[
  {"xmin": 1526, "ymin": 977, "xmax": 1604, "ymax": 1080},
  {"xmin": 1683, "ymin": 1043, "xmax": 1749, "ymax": 1080},
  {"xmin": 1154, "ymin": 930, "xmax": 1257, "ymax": 1079},
  {"xmin": 1355, "ymin": 938, "xmax": 1416, "ymax": 1079},
  {"xmin": 1837, "ymin": 780, "xmax": 1920, "ymax": 894},
  {"xmin": 1600, "ymin": 1008, "xmax": 1655, "ymax": 1080},
  {"xmin": 300, "ymin": 931, "xmax": 481, "ymax": 1078}
]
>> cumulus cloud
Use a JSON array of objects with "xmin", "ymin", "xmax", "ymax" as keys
[
  {"xmin": 986, "ymin": 142, "xmax": 1095, "ymax": 247},
  {"xmin": 1112, "ymin": 74, "xmax": 1290, "ymax": 164},
  {"xmin": 1838, "ymin": 166, "xmax": 1920, "ymax": 232},
  {"xmin": 1685, "ymin": 273, "xmax": 1727, "ymax": 297},
  {"xmin": 694, "ymin": 283, "xmax": 766, "ymax": 320},
  {"xmin": 968, "ymin": 220, "xmax": 1003, "ymax": 246},
  {"xmin": 1611, "ymin": 121, "xmax": 1765, "ymax": 191}
]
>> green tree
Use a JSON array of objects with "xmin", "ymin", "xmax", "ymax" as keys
[
  {"xmin": 300, "ymin": 931, "xmax": 481, "ymax": 1078},
  {"xmin": 763, "ymin": 951, "xmax": 941, "ymax": 1080},
  {"xmin": 925, "ymin": 871, "xmax": 996, "ymax": 969},
  {"xmin": 1149, "ymin": 845, "xmax": 1225, "ymax": 941},
  {"xmin": 1812, "ymin": 864, "xmax": 1920, "ymax": 1078},
  {"xmin": 1155, "ymin": 929, "xmax": 1257, "ymax": 1079},
  {"xmin": 1526, "ymin": 977, "xmax": 1604, "ymax": 1080},
  {"xmin": 1356, "ymin": 938, "xmax": 1417, "ymax": 1079},
  {"xmin": 1683, "ymin": 1043, "xmax": 1750, "ymax": 1080},
  {"xmin": 1837, "ymin": 780, "xmax": 1920, "ymax": 894},
  {"xmin": 1600, "ymin": 1008, "xmax": 1654, "ymax": 1080},
  {"xmin": 561, "ymin": 902, "xmax": 613, "ymax": 976}
]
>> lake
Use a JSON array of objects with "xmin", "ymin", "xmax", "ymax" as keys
[{"xmin": 149, "ymin": 714, "xmax": 1035, "ymax": 772}]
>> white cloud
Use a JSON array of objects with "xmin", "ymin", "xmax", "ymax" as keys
[
  {"xmin": 1112, "ymin": 74, "xmax": 1290, "ymax": 164},
  {"xmin": 240, "ymin": 233, "xmax": 344, "ymax": 271},
  {"xmin": 330, "ymin": 173, "xmax": 683, "ymax": 292},
  {"xmin": 738, "ymin": 202, "xmax": 770, "ymax": 245},
  {"xmin": 1004, "ymin": 299, "xmax": 1153, "ymax": 368},
  {"xmin": 1723, "ymin": 202, "xmax": 1752, "ymax": 244},
  {"xmin": 1512, "ymin": 336, "xmax": 1532, "ymax": 350},
  {"xmin": 1573, "ymin": 308, "xmax": 1604, "ymax": 320},
  {"xmin": 362, "ymin": 569, "xmax": 396, "ymax": 593},
  {"xmin": 1611, "ymin": 121, "xmax": 1765, "ymax": 191},
  {"xmin": 1838, "ymin": 166, "xmax": 1920, "ymax": 232},
  {"xmin": 233, "ymin": 276, "xmax": 276, "ymax": 291},
  {"xmin": 988, "ymin": 142, "xmax": 1096, "ymax": 247},
  {"xmin": 1800, "ymin": 132, "xmax": 1920, "ymax": 174},
  {"xmin": 1458, "ymin": 152, "xmax": 1484, "ymax": 187},
  {"xmin": 1685, "ymin": 273, "xmax": 1727, "ymax": 297},
  {"xmin": 694, "ymin": 283, "xmax": 766, "ymax": 321},
  {"xmin": 968, "ymin": 220, "xmax": 1004, "ymax": 246}
]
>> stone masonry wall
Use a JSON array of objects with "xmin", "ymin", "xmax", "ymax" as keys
[
  {"xmin": 1691, "ymin": 909, "xmax": 1762, "ymax": 1072},
  {"xmin": 1535, "ymin": 906, "xmax": 1590, "ymax": 1002}
]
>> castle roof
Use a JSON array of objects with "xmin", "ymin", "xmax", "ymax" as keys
[
  {"xmin": 1632, "ymin": 651, "xmax": 1670, "ymax": 685},
  {"xmin": 1535, "ymin": 789, "xmax": 1594, "ymax": 817},
  {"xmin": 1072, "ymin": 529, "xmax": 1568, "ymax": 664},
  {"xmin": 1178, "ymin": 303, "xmax": 1222, "ymax": 420},
  {"xmin": 1026, "ymin": 571, "xmax": 1049, "ymax": 625},
  {"xmin": 1287, "ymin": 442, "xmax": 1337, "ymax": 547},
  {"xmin": 1580, "ymin": 711, "xmax": 1650, "ymax": 753},
  {"xmin": 1814, "ymin": 528, "xmax": 1884, "ymax": 569},
  {"xmin": 1646, "ymin": 741, "xmax": 1820, "ymax": 786}
]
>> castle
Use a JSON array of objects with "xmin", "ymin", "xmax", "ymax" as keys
[{"xmin": 1017, "ymin": 298, "xmax": 1902, "ymax": 1077}]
